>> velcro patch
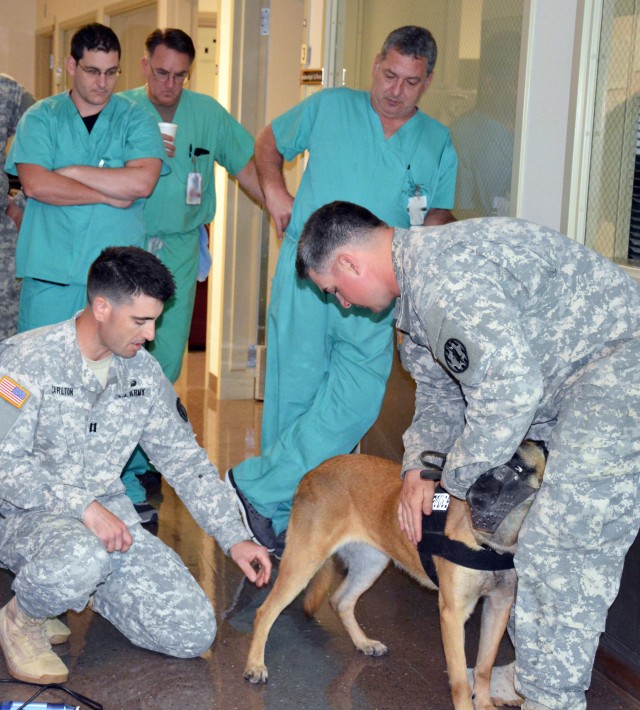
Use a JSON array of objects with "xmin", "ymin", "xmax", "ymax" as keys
[
  {"xmin": 0, "ymin": 376, "xmax": 30, "ymax": 409},
  {"xmin": 432, "ymin": 491, "xmax": 450, "ymax": 512}
]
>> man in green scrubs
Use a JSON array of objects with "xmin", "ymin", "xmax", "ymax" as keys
[
  {"xmin": 228, "ymin": 26, "xmax": 457, "ymax": 555},
  {"xmin": 6, "ymin": 23, "xmax": 165, "ymax": 334},
  {"xmin": 120, "ymin": 29, "xmax": 263, "ymax": 517}
]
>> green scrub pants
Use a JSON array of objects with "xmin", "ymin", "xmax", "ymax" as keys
[
  {"xmin": 231, "ymin": 235, "xmax": 394, "ymax": 535},
  {"xmin": 121, "ymin": 228, "xmax": 200, "ymax": 503}
]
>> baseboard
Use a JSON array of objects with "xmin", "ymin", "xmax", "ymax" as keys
[{"xmin": 594, "ymin": 638, "xmax": 640, "ymax": 701}]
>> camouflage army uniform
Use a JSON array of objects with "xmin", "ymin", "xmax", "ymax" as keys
[
  {"xmin": 0, "ymin": 316, "xmax": 250, "ymax": 657},
  {"xmin": 394, "ymin": 217, "xmax": 640, "ymax": 709},
  {"xmin": 0, "ymin": 75, "xmax": 33, "ymax": 341}
]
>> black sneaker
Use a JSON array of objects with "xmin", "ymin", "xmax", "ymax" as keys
[
  {"xmin": 134, "ymin": 501, "xmax": 158, "ymax": 524},
  {"xmin": 273, "ymin": 529, "xmax": 287, "ymax": 560},
  {"xmin": 224, "ymin": 469, "xmax": 276, "ymax": 551},
  {"xmin": 139, "ymin": 470, "xmax": 162, "ymax": 497}
]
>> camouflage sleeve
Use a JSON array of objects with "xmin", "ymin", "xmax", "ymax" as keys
[
  {"xmin": 0, "ymin": 369, "xmax": 96, "ymax": 519},
  {"xmin": 139, "ymin": 373, "xmax": 249, "ymax": 554},
  {"xmin": 399, "ymin": 333, "xmax": 465, "ymax": 475},
  {"xmin": 410, "ymin": 266, "xmax": 544, "ymax": 498}
]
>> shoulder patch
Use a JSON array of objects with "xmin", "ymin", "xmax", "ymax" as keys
[
  {"xmin": 0, "ymin": 376, "xmax": 31, "ymax": 409},
  {"xmin": 443, "ymin": 339, "xmax": 469, "ymax": 374},
  {"xmin": 176, "ymin": 397, "xmax": 189, "ymax": 422}
]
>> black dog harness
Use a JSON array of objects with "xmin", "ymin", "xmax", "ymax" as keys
[
  {"xmin": 417, "ymin": 487, "xmax": 514, "ymax": 587},
  {"xmin": 415, "ymin": 452, "xmax": 514, "ymax": 587}
]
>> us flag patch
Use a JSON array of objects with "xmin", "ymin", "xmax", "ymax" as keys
[{"xmin": 0, "ymin": 376, "xmax": 31, "ymax": 408}]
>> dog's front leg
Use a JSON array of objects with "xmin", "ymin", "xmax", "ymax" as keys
[
  {"xmin": 244, "ymin": 553, "xmax": 321, "ymax": 683},
  {"xmin": 438, "ymin": 566, "xmax": 478, "ymax": 710},
  {"xmin": 474, "ymin": 576, "xmax": 521, "ymax": 709}
]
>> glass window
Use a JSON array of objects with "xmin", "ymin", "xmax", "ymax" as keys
[
  {"xmin": 327, "ymin": 0, "xmax": 525, "ymax": 218},
  {"xmin": 584, "ymin": 0, "xmax": 640, "ymax": 264}
]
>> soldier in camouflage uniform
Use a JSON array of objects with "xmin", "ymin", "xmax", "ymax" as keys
[
  {"xmin": 0, "ymin": 246, "xmax": 270, "ymax": 684},
  {"xmin": 296, "ymin": 201, "xmax": 640, "ymax": 710},
  {"xmin": 0, "ymin": 74, "xmax": 34, "ymax": 340}
]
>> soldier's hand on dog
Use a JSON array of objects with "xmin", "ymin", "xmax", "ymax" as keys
[
  {"xmin": 230, "ymin": 541, "xmax": 272, "ymax": 587},
  {"xmin": 398, "ymin": 469, "xmax": 436, "ymax": 545},
  {"xmin": 83, "ymin": 500, "xmax": 134, "ymax": 553}
]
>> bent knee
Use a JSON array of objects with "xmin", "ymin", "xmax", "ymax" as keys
[
  {"xmin": 154, "ymin": 600, "xmax": 217, "ymax": 658},
  {"xmin": 25, "ymin": 538, "xmax": 111, "ymax": 590}
]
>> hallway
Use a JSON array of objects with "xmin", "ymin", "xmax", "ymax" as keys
[{"xmin": 0, "ymin": 352, "xmax": 637, "ymax": 709}]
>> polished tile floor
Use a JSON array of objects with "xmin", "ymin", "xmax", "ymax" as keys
[{"xmin": 0, "ymin": 352, "xmax": 637, "ymax": 709}]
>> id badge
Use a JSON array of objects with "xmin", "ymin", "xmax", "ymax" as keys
[
  {"xmin": 186, "ymin": 172, "xmax": 202, "ymax": 205},
  {"xmin": 407, "ymin": 193, "xmax": 428, "ymax": 226}
]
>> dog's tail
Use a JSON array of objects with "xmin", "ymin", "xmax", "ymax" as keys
[{"xmin": 303, "ymin": 557, "xmax": 339, "ymax": 617}]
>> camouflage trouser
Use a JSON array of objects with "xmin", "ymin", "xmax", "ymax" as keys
[
  {"xmin": 514, "ymin": 338, "xmax": 640, "ymax": 709},
  {"xmin": 0, "ymin": 215, "xmax": 20, "ymax": 341},
  {"xmin": 0, "ymin": 514, "xmax": 216, "ymax": 658}
]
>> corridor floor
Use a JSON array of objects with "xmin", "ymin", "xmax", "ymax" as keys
[{"xmin": 0, "ymin": 353, "xmax": 637, "ymax": 709}]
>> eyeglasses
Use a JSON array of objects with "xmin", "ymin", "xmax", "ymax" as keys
[
  {"xmin": 149, "ymin": 66, "xmax": 190, "ymax": 85},
  {"xmin": 77, "ymin": 62, "xmax": 121, "ymax": 79}
]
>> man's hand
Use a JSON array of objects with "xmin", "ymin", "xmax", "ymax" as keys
[
  {"xmin": 160, "ymin": 131, "xmax": 176, "ymax": 159},
  {"xmin": 229, "ymin": 540, "xmax": 272, "ymax": 587},
  {"xmin": 264, "ymin": 187, "xmax": 294, "ymax": 239},
  {"xmin": 82, "ymin": 501, "xmax": 133, "ymax": 553},
  {"xmin": 398, "ymin": 469, "xmax": 436, "ymax": 545},
  {"xmin": 254, "ymin": 124, "xmax": 294, "ymax": 239},
  {"xmin": 5, "ymin": 198, "xmax": 24, "ymax": 230}
]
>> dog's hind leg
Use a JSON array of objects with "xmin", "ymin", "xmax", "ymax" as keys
[
  {"xmin": 244, "ymin": 544, "xmax": 331, "ymax": 684},
  {"xmin": 474, "ymin": 577, "xmax": 520, "ymax": 709},
  {"xmin": 331, "ymin": 543, "xmax": 390, "ymax": 656}
]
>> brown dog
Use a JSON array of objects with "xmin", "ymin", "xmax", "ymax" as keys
[{"xmin": 244, "ymin": 442, "xmax": 546, "ymax": 710}]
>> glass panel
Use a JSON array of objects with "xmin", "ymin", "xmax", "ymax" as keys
[
  {"xmin": 331, "ymin": 0, "xmax": 524, "ymax": 218},
  {"xmin": 585, "ymin": 0, "xmax": 640, "ymax": 263}
]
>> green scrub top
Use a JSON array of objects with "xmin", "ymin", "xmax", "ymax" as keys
[
  {"xmin": 120, "ymin": 87, "xmax": 255, "ymax": 236},
  {"xmin": 6, "ymin": 92, "xmax": 167, "ymax": 285},
  {"xmin": 273, "ymin": 87, "xmax": 457, "ymax": 240}
]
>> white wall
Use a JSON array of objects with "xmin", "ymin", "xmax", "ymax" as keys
[
  {"xmin": 513, "ymin": 0, "xmax": 581, "ymax": 231},
  {"xmin": 1, "ymin": 0, "xmax": 37, "ymax": 92}
]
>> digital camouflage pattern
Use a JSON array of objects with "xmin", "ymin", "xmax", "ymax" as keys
[
  {"xmin": 0, "ymin": 316, "xmax": 250, "ymax": 654},
  {"xmin": 393, "ymin": 217, "xmax": 640, "ymax": 708},
  {"xmin": 0, "ymin": 75, "xmax": 33, "ymax": 340}
]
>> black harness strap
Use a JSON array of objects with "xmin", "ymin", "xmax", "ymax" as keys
[{"xmin": 417, "ymin": 486, "xmax": 515, "ymax": 587}]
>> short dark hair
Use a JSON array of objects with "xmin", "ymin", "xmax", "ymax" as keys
[
  {"xmin": 87, "ymin": 247, "xmax": 176, "ymax": 305},
  {"xmin": 296, "ymin": 202, "xmax": 386, "ymax": 279},
  {"xmin": 380, "ymin": 26, "xmax": 437, "ymax": 76},
  {"xmin": 145, "ymin": 28, "xmax": 196, "ymax": 63},
  {"xmin": 70, "ymin": 23, "xmax": 121, "ymax": 61}
]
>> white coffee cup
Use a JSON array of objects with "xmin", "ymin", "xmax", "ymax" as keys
[{"xmin": 158, "ymin": 122, "xmax": 178, "ymax": 139}]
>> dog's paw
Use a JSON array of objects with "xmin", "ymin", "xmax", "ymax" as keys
[
  {"xmin": 244, "ymin": 665, "xmax": 269, "ymax": 684},
  {"xmin": 357, "ymin": 640, "xmax": 388, "ymax": 656}
]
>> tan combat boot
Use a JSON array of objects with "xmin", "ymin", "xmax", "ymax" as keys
[
  {"xmin": 0, "ymin": 597, "xmax": 69, "ymax": 683},
  {"xmin": 45, "ymin": 617, "xmax": 71, "ymax": 645}
]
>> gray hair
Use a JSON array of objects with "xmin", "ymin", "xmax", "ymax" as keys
[
  {"xmin": 296, "ymin": 202, "xmax": 386, "ymax": 279},
  {"xmin": 380, "ymin": 26, "xmax": 437, "ymax": 76}
]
